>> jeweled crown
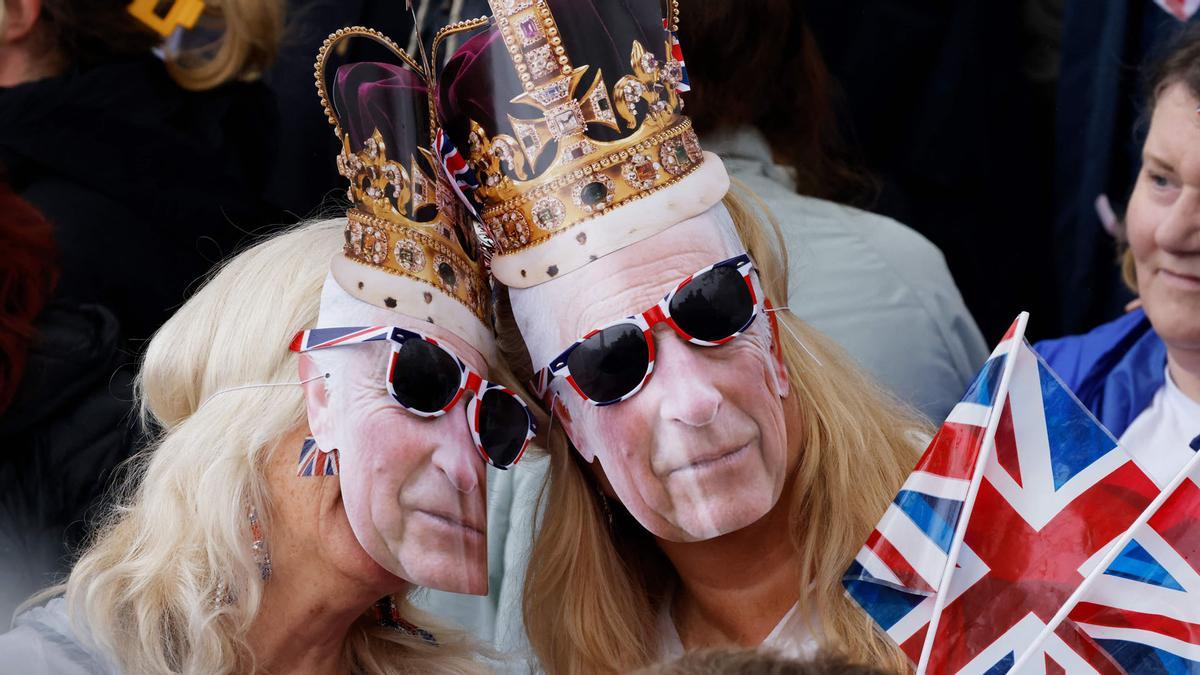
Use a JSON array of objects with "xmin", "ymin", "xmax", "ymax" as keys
[
  {"xmin": 436, "ymin": 0, "xmax": 702, "ymax": 263},
  {"xmin": 316, "ymin": 27, "xmax": 489, "ymax": 323}
]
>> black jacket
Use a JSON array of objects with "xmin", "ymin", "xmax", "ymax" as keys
[
  {"xmin": 0, "ymin": 304, "xmax": 140, "ymax": 622},
  {"xmin": 0, "ymin": 55, "xmax": 283, "ymax": 346},
  {"xmin": 0, "ymin": 56, "xmax": 281, "ymax": 620}
]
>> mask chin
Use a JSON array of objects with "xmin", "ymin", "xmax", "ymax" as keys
[{"xmin": 574, "ymin": 440, "xmax": 595, "ymax": 464}]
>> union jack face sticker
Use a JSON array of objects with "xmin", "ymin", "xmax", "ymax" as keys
[{"xmin": 297, "ymin": 435, "xmax": 339, "ymax": 477}]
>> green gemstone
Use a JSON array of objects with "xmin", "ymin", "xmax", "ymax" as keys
[{"xmin": 580, "ymin": 181, "xmax": 608, "ymax": 206}]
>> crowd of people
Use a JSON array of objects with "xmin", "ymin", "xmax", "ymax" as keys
[{"xmin": 0, "ymin": 0, "xmax": 1197, "ymax": 673}]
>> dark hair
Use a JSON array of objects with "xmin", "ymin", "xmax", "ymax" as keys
[
  {"xmin": 1148, "ymin": 21, "xmax": 1200, "ymax": 111},
  {"xmin": 38, "ymin": 0, "xmax": 161, "ymax": 71},
  {"xmin": 634, "ymin": 649, "xmax": 898, "ymax": 675},
  {"xmin": 0, "ymin": 177, "xmax": 59, "ymax": 414},
  {"xmin": 676, "ymin": 0, "xmax": 874, "ymax": 205}
]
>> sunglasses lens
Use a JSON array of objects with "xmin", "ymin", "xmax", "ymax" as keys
[
  {"xmin": 669, "ymin": 264, "xmax": 754, "ymax": 342},
  {"xmin": 477, "ymin": 389, "xmax": 530, "ymax": 467},
  {"xmin": 566, "ymin": 323, "xmax": 650, "ymax": 403},
  {"xmin": 390, "ymin": 339, "xmax": 461, "ymax": 413}
]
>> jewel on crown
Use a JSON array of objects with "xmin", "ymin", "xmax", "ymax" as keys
[
  {"xmin": 314, "ymin": 26, "xmax": 488, "ymax": 321},
  {"xmin": 436, "ymin": 0, "xmax": 702, "ymax": 257}
]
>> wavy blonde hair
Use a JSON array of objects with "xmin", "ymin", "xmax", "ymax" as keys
[
  {"xmin": 166, "ymin": 0, "xmax": 285, "ymax": 91},
  {"xmin": 37, "ymin": 220, "xmax": 482, "ymax": 674},
  {"xmin": 33, "ymin": 0, "xmax": 283, "ymax": 90},
  {"xmin": 495, "ymin": 184, "xmax": 927, "ymax": 673}
]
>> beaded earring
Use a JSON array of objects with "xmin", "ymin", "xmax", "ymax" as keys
[
  {"xmin": 374, "ymin": 596, "xmax": 439, "ymax": 645},
  {"xmin": 248, "ymin": 505, "xmax": 272, "ymax": 581}
]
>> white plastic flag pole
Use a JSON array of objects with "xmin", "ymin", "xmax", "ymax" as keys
[
  {"xmin": 1009, "ymin": 445, "xmax": 1200, "ymax": 673},
  {"xmin": 914, "ymin": 311, "xmax": 1030, "ymax": 675}
]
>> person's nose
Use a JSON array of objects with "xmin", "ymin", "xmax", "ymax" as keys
[
  {"xmin": 429, "ymin": 406, "xmax": 482, "ymax": 494},
  {"xmin": 647, "ymin": 327, "xmax": 722, "ymax": 428},
  {"xmin": 1156, "ymin": 188, "xmax": 1200, "ymax": 254}
]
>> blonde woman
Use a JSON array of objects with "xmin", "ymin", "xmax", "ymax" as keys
[
  {"xmin": 0, "ymin": 22, "xmax": 546, "ymax": 670},
  {"xmin": 434, "ymin": 0, "xmax": 926, "ymax": 670},
  {"xmin": 0, "ymin": 220, "xmax": 517, "ymax": 674},
  {"xmin": 499, "ymin": 191, "xmax": 925, "ymax": 673}
]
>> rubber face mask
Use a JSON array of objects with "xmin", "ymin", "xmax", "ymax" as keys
[
  {"xmin": 301, "ymin": 276, "xmax": 491, "ymax": 594},
  {"xmin": 512, "ymin": 204, "xmax": 795, "ymax": 542}
]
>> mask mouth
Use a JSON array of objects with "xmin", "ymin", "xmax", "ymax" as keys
[
  {"xmin": 662, "ymin": 443, "xmax": 752, "ymax": 478},
  {"xmin": 409, "ymin": 507, "xmax": 486, "ymax": 539},
  {"xmin": 651, "ymin": 426, "xmax": 758, "ymax": 477},
  {"xmin": 398, "ymin": 489, "xmax": 487, "ymax": 537}
]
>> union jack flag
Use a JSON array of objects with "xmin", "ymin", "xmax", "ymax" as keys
[
  {"xmin": 1066, "ymin": 463, "xmax": 1200, "ymax": 673},
  {"xmin": 663, "ymin": 19, "xmax": 691, "ymax": 93},
  {"xmin": 297, "ymin": 435, "xmax": 339, "ymax": 477},
  {"xmin": 435, "ymin": 127, "xmax": 480, "ymax": 217},
  {"xmin": 289, "ymin": 325, "xmax": 392, "ymax": 352},
  {"xmin": 844, "ymin": 316, "xmax": 1161, "ymax": 673}
]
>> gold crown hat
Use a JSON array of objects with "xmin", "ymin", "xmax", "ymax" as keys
[
  {"xmin": 434, "ymin": 0, "xmax": 729, "ymax": 288},
  {"xmin": 315, "ymin": 27, "xmax": 496, "ymax": 362}
]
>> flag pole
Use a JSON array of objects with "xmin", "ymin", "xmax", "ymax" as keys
[
  {"xmin": 1010, "ymin": 444, "xmax": 1200, "ymax": 673},
  {"xmin": 914, "ymin": 311, "xmax": 1029, "ymax": 675}
]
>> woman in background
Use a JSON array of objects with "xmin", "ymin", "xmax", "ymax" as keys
[
  {"xmin": 678, "ymin": 0, "xmax": 988, "ymax": 424},
  {"xmin": 0, "ymin": 221, "xmax": 491, "ymax": 674},
  {"xmin": 1037, "ymin": 25, "xmax": 1200, "ymax": 488},
  {"xmin": 0, "ymin": 0, "xmax": 287, "ymax": 620},
  {"xmin": 0, "ymin": 0, "xmax": 285, "ymax": 345}
]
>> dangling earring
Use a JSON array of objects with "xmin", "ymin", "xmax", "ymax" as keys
[
  {"xmin": 212, "ymin": 580, "xmax": 233, "ymax": 609},
  {"xmin": 248, "ymin": 505, "xmax": 272, "ymax": 581},
  {"xmin": 596, "ymin": 489, "xmax": 614, "ymax": 527},
  {"xmin": 297, "ymin": 435, "xmax": 339, "ymax": 477},
  {"xmin": 373, "ymin": 596, "xmax": 439, "ymax": 645}
]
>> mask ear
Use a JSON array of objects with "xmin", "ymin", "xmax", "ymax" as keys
[
  {"xmin": 554, "ymin": 395, "xmax": 595, "ymax": 463},
  {"xmin": 299, "ymin": 354, "xmax": 340, "ymax": 454},
  {"xmin": 764, "ymin": 301, "xmax": 791, "ymax": 399}
]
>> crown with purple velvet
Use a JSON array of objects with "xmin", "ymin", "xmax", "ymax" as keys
[
  {"xmin": 436, "ymin": 0, "xmax": 729, "ymax": 288},
  {"xmin": 315, "ymin": 27, "xmax": 494, "ymax": 359}
]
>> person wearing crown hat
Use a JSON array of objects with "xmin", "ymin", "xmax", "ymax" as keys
[
  {"xmin": 436, "ymin": 1, "xmax": 925, "ymax": 671},
  {"xmin": 0, "ymin": 27, "xmax": 535, "ymax": 675},
  {"xmin": 295, "ymin": 26, "xmax": 539, "ymax": 602}
]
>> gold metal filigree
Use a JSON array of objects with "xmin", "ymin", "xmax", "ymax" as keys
[{"xmin": 314, "ymin": 26, "xmax": 487, "ymax": 322}]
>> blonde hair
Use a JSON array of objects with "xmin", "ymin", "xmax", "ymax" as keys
[
  {"xmin": 497, "ymin": 184, "xmax": 925, "ymax": 673},
  {"xmin": 166, "ymin": 0, "xmax": 285, "ymax": 91},
  {"xmin": 634, "ymin": 647, "xmax": 893, "ymax": 675},
  {"xmin": 37, "ymin": 220, "xmax": 482, "ymax": 674}
]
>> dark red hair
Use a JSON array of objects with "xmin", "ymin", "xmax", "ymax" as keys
[{"xmin": 0, "ymin": 179, "xmax": 59, "ymax": 413}]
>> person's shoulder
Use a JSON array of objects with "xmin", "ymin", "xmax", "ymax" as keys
[
  {"xmin": 1034, "ymin": 309, "xmax": 1155, "ymax": 388},
  {"xmin": 802, "ymin": 196, "xmax": 944, "ymax": 263},
  {"xmin": 767, "ymin": 192, "xmax": 946, "ymax": 265},
  {"xmin": 777, "ymin": 194, "xmax": 963, "ymax": 307},
  {"xmin": 0, "ymin": 598, "xmax": 118, "ymax": 675}
]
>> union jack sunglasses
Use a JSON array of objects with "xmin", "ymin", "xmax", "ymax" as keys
[
  {"xmin": 290, "ymin": 326, "xmax": 535, "ymax": 469},
  {"xmin": 533, "ymin": 254, "xmax": 761, "ymax": 406}
]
